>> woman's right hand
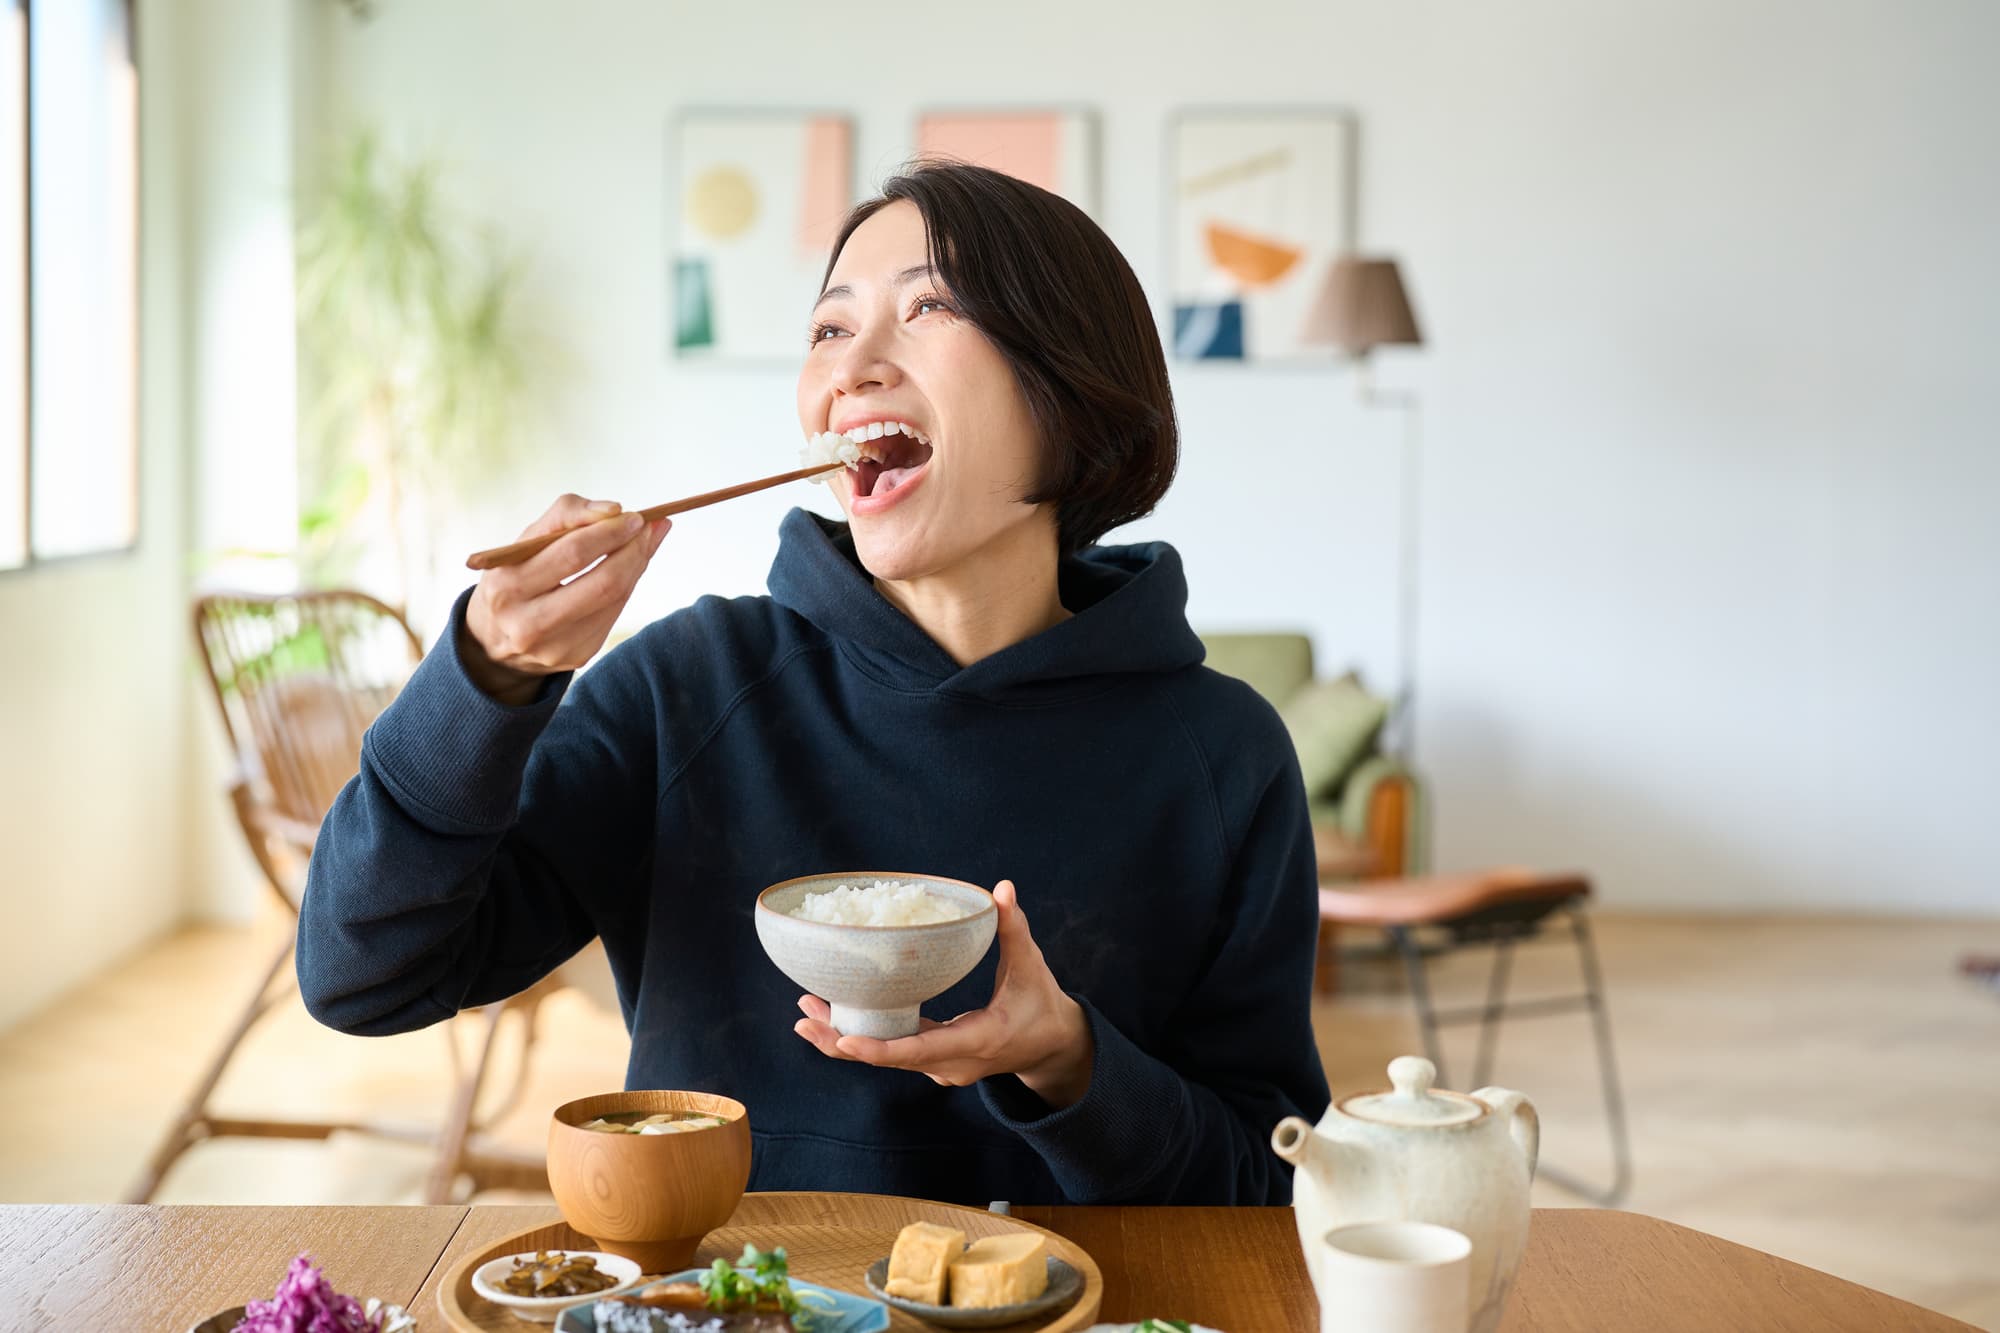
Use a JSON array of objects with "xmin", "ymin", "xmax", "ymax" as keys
[{"xmin": 462, "ymin": 494, "xmax": 672, "ymax": 705}]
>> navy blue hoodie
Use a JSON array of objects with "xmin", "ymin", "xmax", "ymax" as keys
[{"xmin": 298, "ymin": 509, "xmax": 1329, "ymax": 1204}]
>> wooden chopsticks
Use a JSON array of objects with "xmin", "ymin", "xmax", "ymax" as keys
[{"xmin": 465, "ymin": 461, "xmax": 846, "ymax": 570}]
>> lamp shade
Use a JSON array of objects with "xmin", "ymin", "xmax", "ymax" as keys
[{"xmin": 1300, "ymin": 255, "xmax": 1423, "ymax": 355}]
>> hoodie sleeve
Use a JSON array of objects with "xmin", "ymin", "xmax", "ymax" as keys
[
  {"xmin": 294, "ymin": 589, "xmax": 656, "ymax": 1035},
  {"xmin": 978, "ymin": 751, "xmax": 1330, "ymax": 1203}
]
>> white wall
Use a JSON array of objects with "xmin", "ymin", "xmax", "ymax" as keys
[
  {"xmin": 175, "ymin": 0, "xmax": 318, "ymax": 923},
  {"xmin": 0, "ymin": 4, "xmax": 193, "ymax": 1029},
  {"xmin": 310, "ymin": 0, "xmax": 2000, "ymax": 915}
]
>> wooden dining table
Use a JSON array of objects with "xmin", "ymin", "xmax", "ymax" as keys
[{"xmin": 0, "ymin": 1200, "xmax": 1974, "ymax": 1332}]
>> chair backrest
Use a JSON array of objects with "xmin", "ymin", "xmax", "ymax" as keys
[{"xmin": 192, "ymin": 590, "xmax": 423, "ymax": 856}]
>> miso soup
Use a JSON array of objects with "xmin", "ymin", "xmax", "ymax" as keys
[{"xmin": 578, "ymin": 1109, "xmax": 731, "ymax": 1135}]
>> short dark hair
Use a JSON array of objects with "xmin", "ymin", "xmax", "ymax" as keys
[{"xmin": 821, "ymin": 159, "xmax": 1177, "ymax": 554}]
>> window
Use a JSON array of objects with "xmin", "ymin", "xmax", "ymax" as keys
[
  {"xmin": 0, "ymin": 0, "xmax": 137, "ymax": 572},
  {"xmin": 0, "ymin": 1, "xmax": 24, "ymax": 568}
]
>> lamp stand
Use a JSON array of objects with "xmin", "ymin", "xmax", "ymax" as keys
[{"xmin": 1352, "ymin": 357, "xmax": 1423, "ymax": 762}]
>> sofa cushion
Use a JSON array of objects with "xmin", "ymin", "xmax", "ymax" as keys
[{"xmin": 1280, "ymin": 675, "xmax": 1390, "ymax": 798}]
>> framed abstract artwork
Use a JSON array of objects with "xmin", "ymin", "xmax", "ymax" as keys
[
  {"xmin": 1167, "ymin": 108, "xmax": 1358, "ymax": 362},
  {"xmin": 914, "ymin": 108, "xmax": 1099, "ymax": 215},
  {"xmin": 671, "ymin": 110, "xmax": 854, "ymax": 360}
]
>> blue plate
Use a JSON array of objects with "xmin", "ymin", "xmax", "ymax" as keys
[{"xmin": 554, "ymin": 1268, "xmax": 890, "ymax": 1333}]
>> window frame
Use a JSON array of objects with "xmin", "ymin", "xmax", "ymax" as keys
[
  {"xmin": 2, "ymin": 0, "xmax": 26, "ymax": 571},
  {"xmin": 0, "ymin": 0, "xmax": 141, "ymax": 577}
]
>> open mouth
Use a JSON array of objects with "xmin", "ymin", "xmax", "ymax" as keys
[{"xmin": 849, "ymin": 429, "xmax": 935, "ymax": 500}]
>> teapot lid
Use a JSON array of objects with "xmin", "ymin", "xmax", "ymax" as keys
[{"xmin": 1339, "ymin": 1056, "xmax": 1486, "ymax": 1127}]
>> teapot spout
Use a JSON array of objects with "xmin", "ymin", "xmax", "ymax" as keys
[{"xmin": 1271, "ymin": 1115, "xmax": 1318, "ymax": 1169}]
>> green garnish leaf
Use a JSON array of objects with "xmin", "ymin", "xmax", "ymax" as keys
[
  {"xmin": 701, "ymin": 1244, "xmax": 814, "ymax": 1328},
  {"xmin": 699, "ymin": 1256, "xmax": 748, "ymax": 1308}
]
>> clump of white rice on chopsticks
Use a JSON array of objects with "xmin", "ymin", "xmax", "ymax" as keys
[
  {"xmin": 799, "ymin": 430, "xmax": 863, "ymax": 482},
  {"xmin": 789, "ymin": 880, "xmax": 971, "ymax": 927}
]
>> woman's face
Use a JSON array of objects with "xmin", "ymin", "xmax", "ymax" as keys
[{"xmin": 796, "ymin": 200, "xmax": 1052, "ymax": 581}]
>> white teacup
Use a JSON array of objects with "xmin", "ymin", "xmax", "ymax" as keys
[{"xmin": 1317, "ymin": 1221, "xmax": 1473, "ymax": 1333}]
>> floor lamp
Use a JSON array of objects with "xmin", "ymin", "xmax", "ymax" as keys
[{"xmin": 1300, "ymin": 256, "xmax": 1426, "ymax": 757}]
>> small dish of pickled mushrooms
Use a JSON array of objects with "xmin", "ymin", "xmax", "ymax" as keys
[
  {"xmin": 501, "ymin": 1253, "xmax": 620, "ymax": 1299},
  {"xmin": 473, "ymin": 1249, "xmax": 644, "ymax": 1322}
]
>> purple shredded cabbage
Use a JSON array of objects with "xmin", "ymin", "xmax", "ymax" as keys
[{"xmin": 233, "ymin": 1254, "xmax": 382, "ymax": 1333}]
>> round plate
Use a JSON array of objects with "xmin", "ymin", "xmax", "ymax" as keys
[
  {"xmin": 186, "ymin": 1309, "xmax": 246, "ymax": 1333},
  {"xmin": 470, "ymin": 1250, "xmax": 643, "ymax": 1323},
  {"xmin": 864, "ymin": 1254, "xmax": 1084, "ymax": 1328}
]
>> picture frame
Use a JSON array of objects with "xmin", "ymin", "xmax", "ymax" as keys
[
  {"xmin": 1166, "ymin": 107, "xmax": 1359, "ymax": 363},
  {"xmin": 669, "ymin": 108, "xmax": 856, "ymax": 363},
  {"xmin": 912, "ymin": 107, "xmax": 1100, "ymax": 217}
]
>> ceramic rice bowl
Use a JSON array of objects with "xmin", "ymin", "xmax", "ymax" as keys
[{"xmin": 755, "ymin": 873, "xmax": 997, "ymax": 1039}]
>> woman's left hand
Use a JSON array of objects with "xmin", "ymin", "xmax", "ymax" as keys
[{"xmin": 792, "ymin": 880, "xmax": 1096, "ymax": 1110}]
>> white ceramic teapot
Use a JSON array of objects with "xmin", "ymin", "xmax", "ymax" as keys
[{"xmin": 1272, "ymin": 1056, "xmax": 1538, "ymax": 1333}]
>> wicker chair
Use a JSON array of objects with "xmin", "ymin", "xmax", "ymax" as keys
[{"xmin": 127, "ymin": 590, "xmax": 576, "ymax": 1203}]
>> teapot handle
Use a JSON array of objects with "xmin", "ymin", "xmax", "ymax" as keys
[{"xmin": 1473, "ymin": 1086, "xmax": 1540, "ymax": 1178}]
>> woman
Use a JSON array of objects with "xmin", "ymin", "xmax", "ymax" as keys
[{"xmin": 298, "ymin": 161, "xmax": 1329, "ymax": 1205}]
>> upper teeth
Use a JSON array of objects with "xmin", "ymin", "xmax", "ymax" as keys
[{"xmin": 844, "ymin": 421, "xmax": 928, "ymax": 446}]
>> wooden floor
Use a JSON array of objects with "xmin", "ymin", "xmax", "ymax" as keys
[{"xmin": 2, "ymin": 910, "xmax": 1996, "ymax": 1327}]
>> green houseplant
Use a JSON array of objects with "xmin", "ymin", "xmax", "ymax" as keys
[{"xmin": 294, "ymin": 130, "xmax": 531, "ymax": 613}]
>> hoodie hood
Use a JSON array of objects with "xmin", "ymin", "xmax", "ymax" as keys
[{"xmin": 767, "ymin": 508, "xmax": 1205, "ymax": 704}]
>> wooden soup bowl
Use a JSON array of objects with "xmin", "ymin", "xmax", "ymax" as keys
[{"xmin": 548, "ymin": 1090, "xmax": 752, "ymax": 1273}]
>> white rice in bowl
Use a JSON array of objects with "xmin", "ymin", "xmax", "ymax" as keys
[{"xmin": 788, "ymin": 880, "xmax": 973, "ymax": 927}]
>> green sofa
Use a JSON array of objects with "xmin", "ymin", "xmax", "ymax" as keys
[{"xmin": 1198, "ymin": 632, "xmax": 1427, "ymax": 881}]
